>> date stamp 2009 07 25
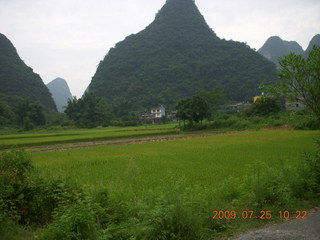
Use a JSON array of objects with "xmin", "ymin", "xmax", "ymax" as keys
[{"xmin": 212, "ymin": 210, "xmax": 308, "ymax": 220}]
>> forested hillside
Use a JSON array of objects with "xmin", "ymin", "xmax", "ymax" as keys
[
  {"xmin": 88, "ymin": 0, "xmax": 278, "ymax": 115},
  {"xmin": 0, "ymin": 33, "xmax": 56, "ymax": 111}
]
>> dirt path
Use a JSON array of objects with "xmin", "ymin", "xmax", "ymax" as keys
[
  {"xmin": 231, "ymin": 207, "xmax": 320, "ymax": 240},
  {"xmin": 27, "ymin": 131, "xmax": 235, "ymax": 153}
]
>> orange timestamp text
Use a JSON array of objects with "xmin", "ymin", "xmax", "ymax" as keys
[{"xmin": 212, "ymin": 210, "xmax": 308, "ymax": 220}]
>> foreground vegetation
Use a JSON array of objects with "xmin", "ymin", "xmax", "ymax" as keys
[{"xmin": 1, "ymin": 130, "xmax": 319, "ymax": 239}]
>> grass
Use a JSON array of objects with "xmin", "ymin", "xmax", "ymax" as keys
[
  {"xmin": 3, "ymin": 129, "xmax": 320, "ymax": 239},
  {"xmin": 0, "ymin": 124, "xmax": 177, "ymax": 149},
  {"xmin": 33, "ymin": 130, "xmax": 319, "ymax": 191},
  {"xmin": 30, "ymin": 130, "xmax": 320, "ymax": 238}
]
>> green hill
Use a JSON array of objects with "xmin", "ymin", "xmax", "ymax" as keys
[
  {"xmin": 88, "ymin": 0, "xmax": 278, "ymax": 114},
  {"xmin": 0, "ymin": 33, "xmax": 56, "ymax": 111}
]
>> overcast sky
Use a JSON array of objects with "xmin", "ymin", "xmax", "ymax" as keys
[{"xmin": 0, "ymin": 0, "xmax": 319, "ymax": 97}]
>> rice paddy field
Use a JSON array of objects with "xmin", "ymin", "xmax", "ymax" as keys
[
  {"xmin": 32, "ymin": 130, "xmax": 320, "ymax": 236},
  {"xmin": 0, "ymin": 124, "xmax": 177, "ymax": 149},
  {"xmin": 2, "ymin": 128, "xmax": 320, "ymax": 239},
  {"xmin": 32, "ymin": 130, "xmax": 319, "ymax": 191}
]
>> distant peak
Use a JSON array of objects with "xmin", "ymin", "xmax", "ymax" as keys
[
  {"xmin": 166, "ymin": 0, "xmax": 195, "ymax": 3},
  {"xmin": 47, "ymin": 78, "xmax": 69, "ymax": 87},
  {"xmin": 305, "ymin": 33, "xmax": 320, "ymax": 53},
  {"xmin": 310, "ymin": 34, "xmax": 320, "ymax": 42},
  {"xmin": 266, "ymin": 36, "xmax": 283, "ymax": 42},
  {"xmin": 51, "ymin": 77, "xmax": 67, "ymax": 83}
]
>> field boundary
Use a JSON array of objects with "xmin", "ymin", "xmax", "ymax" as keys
[
  {"xmin": 27, "ymin": 131, "xmax": 237, "ymax": 152},
  {"xmin": 0, "ymin": 130, "xmax": 178, "ymax": 150}
]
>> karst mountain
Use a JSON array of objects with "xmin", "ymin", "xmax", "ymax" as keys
[
  {"xmin": 47, "ymin": 78, "xmax": 73, "ymax": 112},
  {"xmin": 258, "ymin": 36, "xmax": 304, "ymax": 67},
  {"xmin": 0, "ymin": 33, "xmax": 56, "ymax": 111},
  {"xmin": 88, "ymin": 0, "xmax": 277, "ymax": 113},
  {"xmin": 258, "ymin": 34, "xmax": 320, "ymax": 67},
  {"xmin": 305, "ymin": 34, "xmax": 320, "ymax": 54}
]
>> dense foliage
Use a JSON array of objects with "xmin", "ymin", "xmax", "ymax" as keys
[
  {"xmin": 246, "ymin": 96, "xmax": 282, "ymax": 117},
  {"xmin": 0, "ymin": 100, "xmax": 14, "ymax": 126},
  {"xmin": 0, "ymin": 100, "xmax": 47, "ymax": 130},
  {"xmin": 277, "ymin": 46, "xmax": 320, "ymax": 120},
  {"xmin": 88, "ymin": 0, "xmax": 278, "ymax": 115},
  {"xmin": 0, "ymin": 150, "xmax": 82, "ymax": 239},
  {"xmin": 15, "ymin": 100, "xmax": 47, "ymax": 130},
  {"xmin": 0, "ymin": 33, "xmax": 56, "ymax": 111},
  {"xmin": 176, "ymin": 95, "xmax": 210, "ymax": 125},
  {"xmin": 64, "ymin": 92, "xmax": 113, "ymax": 128}
]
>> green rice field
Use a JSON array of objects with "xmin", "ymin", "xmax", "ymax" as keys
[
  {"xmin": 32, "ymin": 130, "xmax": 319, "ymax": 192},
  {"xmin": 0, "ymin": 124, "xmax": 177, "ymax": 149},
  {"xmin": 2, "ymin": 129, "xmax": 319, "ymax": 239}
]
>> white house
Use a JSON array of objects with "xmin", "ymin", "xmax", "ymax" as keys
[{"xmin": 150, "ymin": 105, "xmax": 166, "ymax": 118}]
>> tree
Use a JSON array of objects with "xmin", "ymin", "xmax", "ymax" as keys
[
  {"xmin": 246, "ymin": 96, "xmax": 281, "ymax": 117},
  {"xmin": 15, "ymin": 100, "xmax": 46, "ymax": 129},
  {"xmin": 29, "ymin": 102, "xmax": 46, "ymax": 126},
  {"xmin": 276, "ymin": 46, "xmax": 320, "ymax": 119},
  {"xmin": 199, "ymin": 88, "xmax": 225, "ymax": 119},
  {"xmin": 0, "ymin": 101, "xmax": 14, "ymax": 126},
  {"xmin": 64, "ymin": 93, "xmax": 113, "ymax": 128},
  {"xmin": 176, "ymin": 95, "xmax": 210, "ymax": 127}
]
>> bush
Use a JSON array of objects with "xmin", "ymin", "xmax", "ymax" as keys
[
  {"xmin": 293, "ymin": 142, "xmax": 320, "ymax": 197},
  {"xmin": 293, "ymin": 116, "xmax": 320, "ymax": 130},
  {"xmin": 246, "ymin": 163, "xmax": 293, "ymax": 208},
  {"xmin": 37, "ymin": 193, "xmax": 100, "ymax": 240},
  {"xmin": 0, "ymin": 150, "xmax": 34, "ymax": 222},
  {"xmin": 243, "ymin": 139, "xmax": 320, "ymax": 209},
  {"xmin": 0, "ymin": 149, "xmax": 82, "ymax": 229}
]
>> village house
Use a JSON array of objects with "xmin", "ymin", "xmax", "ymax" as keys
[
  {"xmin": 140, "ymin": 106, "xmax": 178, "ymax": 124},
  {"xmin": 285, "ymin": 96, "xmax": 306, "ymax": 110},
  {"xmin": 140, "ymin": 105, "xmax": 166, "ymax": 124},
  {"xmin": 150, "ymin": 105, "xmax": 166, "ymax": 118},
  {"xmin": 229, "ymin": 102, "xmax": 251, "ymax": 112},
  {"xmin": 167, "ymin": 110, "xmax": 178, "ymax": 122}
]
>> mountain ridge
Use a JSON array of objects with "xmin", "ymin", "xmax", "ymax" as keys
[{"xmin": 0, "ymin": 33, "xmax": 56, "ymax": 111}]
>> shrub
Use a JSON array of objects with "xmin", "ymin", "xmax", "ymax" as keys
[
  {"xmin": 37, "ymin": 193, "xmax": 100, "ymax": 240},
  {"xmin": 0, "ymin": 149, "xmax": 82, "ymax": 228},
  {"xmin": 0, "ymin": 150, "xmax": 34, "ymax": 222},
  {"xmin": 293, "ymin": 140, "xmax": 320, "ymax": 197}
]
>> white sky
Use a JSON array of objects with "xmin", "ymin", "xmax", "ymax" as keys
[{"xmin": 0, "ymin": 0, "xmax": 319, "ymax": 97}]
